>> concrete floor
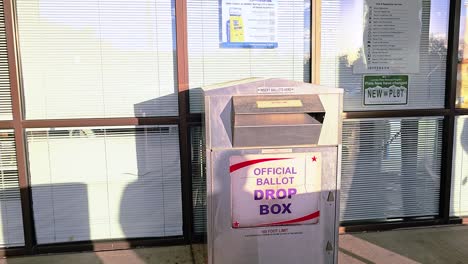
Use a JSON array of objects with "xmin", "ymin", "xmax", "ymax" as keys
[
  {"xmin": 339, "ymin": 225, "xmax": 468, "ymax": 264},
  {"xmin": 2, "ymin": 225, "xmax": 468, "ymax": 264}
]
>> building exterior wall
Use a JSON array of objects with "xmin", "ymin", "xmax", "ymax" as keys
[{"xmin": 0, "ymin": 0, "xmax": 464, "ymax": 256}]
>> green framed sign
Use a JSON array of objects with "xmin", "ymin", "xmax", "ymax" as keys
[{"xmin": 363, "ymin": 75, "xmax": 409, "ymax": 106}]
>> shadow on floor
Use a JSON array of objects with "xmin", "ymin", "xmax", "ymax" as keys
[
  {"xmin": 2, "ymin": 225, "xmax": 468, "ymax": 263},
  {"xmin": 0, "ymin": 245, "xmax": 194, "ymax": 264}
]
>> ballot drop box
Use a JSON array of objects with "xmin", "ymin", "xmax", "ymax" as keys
[{"xmin": 203, "ymin": 78, "xmax": 343, "ymax": 264}]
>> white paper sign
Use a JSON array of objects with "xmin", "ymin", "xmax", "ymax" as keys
[
  {"xmin": 230, "ymin": 153, "xmax": 321, "ymax": 228},
  {"xmin": 354, "ymin": 0, "xmax": 422, "ymax": 74},
  {"xmin": 220, "ymin": 0, "xmax": 278, "ymax": 48},
  {"xmin": 257, "ymin": 87, "xmax": 296, "ymax": 94}
]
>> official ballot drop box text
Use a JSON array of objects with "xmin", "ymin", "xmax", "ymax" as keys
[{"xmin": 203, "ymin": 78, "xmax": 343, "ymax": 264}]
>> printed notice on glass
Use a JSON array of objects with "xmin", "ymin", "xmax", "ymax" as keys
[
  {"xmin": 220, "ymin": 0, "xmax": 278, "ymax": 49},
  {"xmin": 353, "ymin": 0, "xmax": 422, "ymax": 74},
  {"xmin": 363, "ymin": 75, "xmax": 408, "ymax": 105}
]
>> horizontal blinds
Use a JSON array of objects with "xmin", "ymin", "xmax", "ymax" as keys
[
  {"xmin": 451, "ymin": 116, "xmax": 468, "ymax": 217},
  {"xmin": 187, "ymin": 0, "xmax": 310, "ymax": 113},
  {"xmin": 0, "ymin": 130, "xmax": 24, "ymax": 247},
  {"xmin": 0, "ymin": 2, "xmax": 12, "ymax": 120},
  {"xmin": 321, "ymin": 0, "xmax": 448, "ymax": 111},
  {"xmin": 27, "ymin": 126, "xmax": 182, "ymax": 244},
  {"xmin": 16, "ymin": 0, "xmax": 178, "ymax": 119},
  {"xmin": 191, "ymin": 126, "xmax": 206, "ymax": 234},
  {"xmin": 341, "ymin": 117, "xmax": 443, "ymax": 222}
]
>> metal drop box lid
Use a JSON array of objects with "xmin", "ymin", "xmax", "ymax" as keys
[
  {"xmin": 232, "ymin": 95, "xmax": 325, "ymax": 147},
  {"xmin": 232, "ymin": 94, "xmax": 325, "ymax": 114},
  {"xmin": 202, "ymin": 78, "xmax": 343, "ymax": 149}
]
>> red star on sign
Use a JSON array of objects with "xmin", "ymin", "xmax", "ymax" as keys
[
  {"xmin": 233, "ymin": 221, "xmax": 240, "ymax": 228},
  {"xmin": 312, "ymin": 156, "xmax": 317, "ymax": 162}
]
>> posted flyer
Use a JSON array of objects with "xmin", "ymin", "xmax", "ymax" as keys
[
  {"xmin": 354, "ymin": 0, "xmax": 422, "ymax": 74},
  {"xmin": 220, "ymin": 0, "xmax": 278, "ymax": 49}
]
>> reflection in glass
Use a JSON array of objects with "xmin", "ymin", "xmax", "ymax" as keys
[
  {"xmin": 321, "ymin": 0, "xmax": 449, "ymax": 111},
  {"xmin": 341, "ymin": 117, "xmax": 443, "ymax": 222},
  {"xmin": 450, "ymin": 116, "xmax": 468, "ymax": 216},
  {"xmin": 457, "ymin": 2, "xmax": 468, "ymax": 108}
]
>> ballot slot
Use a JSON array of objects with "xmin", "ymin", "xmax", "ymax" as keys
[{"xmin": 232, "ymin": 95, "xmax": 325, "ymax": 147}]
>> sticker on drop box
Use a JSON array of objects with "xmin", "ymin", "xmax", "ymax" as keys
[
  {"xmin": 363, "ymin": 75, "xmax": 408, "ymax": 105},
  {"xmin": 256, "ymin": 100, "xmax": 303, "ymax": 109},
  {"xmin": 257, "ymin": 87, "xmax": 296, "ymax": 94},
  {"xmin": 230, "ymin": 153, "xmax": 321, "ymax": 229}
]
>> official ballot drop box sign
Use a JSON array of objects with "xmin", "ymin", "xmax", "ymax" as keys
[
  {"xmin": 230, "ymin": 153, "xmax": 321, "ymax": 228},
  {"xmin": 203, "ymin": 78, "xmax": 343, "ymax": 264}
]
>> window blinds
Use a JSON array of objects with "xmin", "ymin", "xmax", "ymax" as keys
[
  {"xmin": 321, "ymin": 0, "xmax": 448, "ymax": 111},
  {"xmin": 16, "ymin": 0, "xmax": 178, "ymax": 119},
  {"xmin": 0, "ymin": 2, "xmax": 12, "ymax": 120},
  {"xmin": 0, "ymin": 130, "xmax": 24, "ymax": 247},
  {"xmin": 26, "ymin": 126, "xmax": 182, "ymax": 244},
  {"xmin": 187, "ymin": 0, "xmax": 311, "ymax": 113},
  {"xmin": 191, "ymin": 126, "xmax": 206, "ymax": 234},
  {"xmin": 451, "ymin": 116, "xmax": 468, "ymax": 217},
  {"xmin": 341, "ymin": 117, "xmax": 443, "ymax": 222}
]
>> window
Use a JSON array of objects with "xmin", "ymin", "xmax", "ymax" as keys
[
  {"xmin": 16, "ymin": 0, "xmax": 178, "ymax": 119},
  {"xmin": 451, "ymin": 116, "xmax": 468, "ymax": 216},
  {"xmin": 321, "ymin": 0, "xmax": 449, "ymax": 111},
  {"xmin": 27, "ymin": 126, "xmax": 182, "ymax": 243},
  {"xmin": 341, "ymin": 117, "xmax": 443, "ymax": 221},
  {"xmin": 0, "ymin": 130, "xmax": 24, "ymax": 246},
  {"xmin": 0, "ymin": 2, "xmax": 12, "ymax": 121},
  {"xmin": 191, "ymin": 126, "xmax": 206, "ymax": 234},
  {"xmin": 187, "ymin": 0, "xmax": 311, "ymax": 112},
  {"xmin": 457, "ymin": 2, "xmax": 468, "ymax": 108}
]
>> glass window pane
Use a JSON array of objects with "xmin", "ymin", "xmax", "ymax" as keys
[
  {"xmin": 191, "ymin": 126, "xmax": 206, "ymax": 234},
  {"xmin": 0, "ymin": 2, "xmax": 12, "ymax": 120},
  {"xmin": 341, "ymin": 117, "xmax": 443, "ymax": 222},
  {"xmin": 187, "ymin": 0, "xmax": 311, "ymax": 113},
  {"xmin": 26, "ymin": 125, "xmax": 182, "ymax": 244},
  {"xmin": 321, "ymin": 0, "xmax": 449, "ymax": 111},
  {"xmin": 457, "ymin": 3, "xmax": 468, "ymax": 108},
  {"xmin": 451, "ymin": 116, "xmax": 468, "ymax": 216},
  {"xmin": 16, "ymin": 0, "xmax": 178, "ymax": 119},
  {"xmin": 0, "ymin": 130, "xmax": 24, "ymax": 247}
]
